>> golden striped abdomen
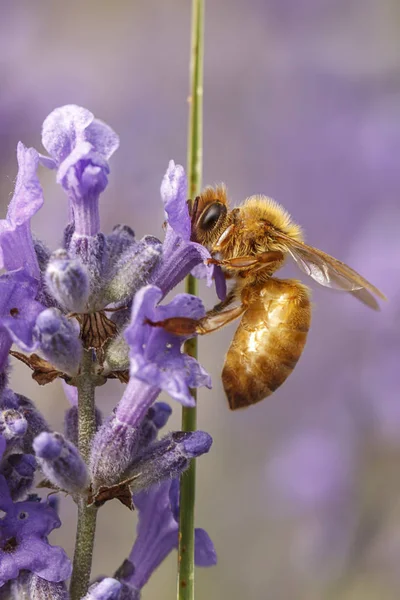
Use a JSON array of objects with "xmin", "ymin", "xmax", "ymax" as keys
[{"xmin": 222, "ymin": 278, "xmax": 311, "ymax": 409}]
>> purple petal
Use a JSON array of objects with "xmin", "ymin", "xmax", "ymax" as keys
[
  {"xmin": 13, "ymin": 537, "xmax": 71, "ymax": 583},
  {"xmin": 61, "ymin": 381, "xmax": 78, "ymax": 406},
  {"xmin": 126, "ymin": 286, "xmax": 210, "ymax": 406},
  {"xmin": 0, "ymin": 474, "xmax": 13, "ymax": 513},
  {"xmin": 194, "ymin": 528, "xmax": 217, "ymax": 566},
  {"xmin": 85, "ymin": 118, "xmax": 120, "ymax": 160},
  {"xmin": 160, "ymin": 161, "xmax": 189, "ymax": 239},
  {"xmin": 84, "ymin": 578, "xmax": 122, "ymax": 599},
  {"xmin": 128, "ymin": 481, "xmax": 178, "ymax": 589},
  {"xmin": 0, "ymin": 500, "xmax": 71, "ymax": 586},
  {"xmin": 0, "ymin": 269, "xmax": 44, "ymax": 352},
  {"xmin": 41, "ymin": 105, "xmax": 94, "ymax": 163},
  {"xmin": 0, "ymin": 144, "xmax": 43, "ymax": 279},
  {"xmin": 150, "ymin": 227, "xmax": 211, "ymax": 297},
  {"xmin": 7, "ymin": 143, "xmax": 44, "ymax": 228}
]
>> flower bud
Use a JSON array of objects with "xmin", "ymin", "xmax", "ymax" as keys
[
  {"xmin": 8, "ymin": 393, "xmax": 50, "ymax": 454},
  {"xmin": 101, "ymin": 236, "xmax": 162, "ymax": 305},
  {"xmin": 45, "ymin": 249, "xmax": 89, "ymax": 312},
  {"xmin": 0, "ymin": 409, "xmax": 27, "ymax": 445},
  {"xmin": 106, "ymin": 224, "xmax": 136, "ymax": 261},
  {"xmin": 33, "ymin": 432, "xmax": 88, "ymax": 495},
  {"xmin": 83, "ymin": 578, "xmax": 122, "ymax": 600},
  {"xmin": 89, "ymin": 415, "xmax": 141, "ymax": 489},
  {"xmin": 128, "ymin": 431, "xmax": 212, "ymax": 493},
  {"xmin": 33, "ymin": 308, "xmax": 82, "ymax": 375},
  {"xmin": 69, "ymin": 233, "xmax": 109, "ymax": 301},
  {"xmin": 137, "ymin": 402, "xmax": 172, "ymax": 448}
]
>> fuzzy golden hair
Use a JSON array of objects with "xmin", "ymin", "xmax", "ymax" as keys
[
  {"xmin": 242, "ymin": 195, "xmax": 304, "ymax": 242},
  {"xmin": 195, "ymin": 184, "xmax": 229, "ymax": 212}
]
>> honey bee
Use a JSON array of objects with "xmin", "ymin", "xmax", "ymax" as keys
[{"xmin": 149, "ymin": 186, "xmax": 386, "ymax": 410}]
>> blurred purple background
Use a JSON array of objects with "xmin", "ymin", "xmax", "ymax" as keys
[{"xmin": 1, "ymin": 1, "xmax": 400, "ymax": 598}]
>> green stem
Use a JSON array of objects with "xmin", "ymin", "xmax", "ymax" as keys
[
  {"xmin": 70, "ymin": 350, "xmax": 98, "ymax": 600},
  {"xmin": 177, "ymin": 1, "xmax": 204, "ymax": 599}
]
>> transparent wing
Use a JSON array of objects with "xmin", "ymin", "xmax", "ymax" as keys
[{"xmin": 274, "ymin": 231, "xmax": 386, "ymax": 310}]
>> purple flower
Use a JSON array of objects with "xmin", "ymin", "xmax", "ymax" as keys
[
  {"xmin": 124, "ymin": 285, "xmax": 211, "ymax": 408},
  {"xmin": 89, "ymin": 399, "xmax": 173, "ymax": 490},
  {"xmin": 118, "ymin": 479, "xmax": 216, "ymax": 594},
  {"xmin": 150, "ymin": 161, "xmax": 214, "ymax": 297},
  {"xmin": 0, "ymin": 497, "xmax": 72, "ymax": 587},
  {"xmin": 90, "ymin": 382, "xmax": 160, "ymax": 488},
  {"xmin": 0, "ymin": 143, "xmax": 43, "ymax": 281},
  {"xmin": 41, "ymin": 105, "xmax": 119, "ymax": 236},
  {"xmin": 97, "ymin": 281, "xmax": 205, "ymax": 483}
]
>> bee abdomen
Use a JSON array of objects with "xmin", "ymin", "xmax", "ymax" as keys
[{"xmin": 222, "ymin": 280, "xmax": 311, "ymax": 410}]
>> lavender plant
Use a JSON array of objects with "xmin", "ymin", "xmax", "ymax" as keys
[
  {"xmin": 0, "ymin": 106, "xmax": 216, "ymax": 599},
  {"xmin": 0, "ymin": 3, "xmax": 215, "ymax": 597}
]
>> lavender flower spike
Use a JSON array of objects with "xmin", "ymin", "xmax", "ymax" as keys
[
  {"xmin": 150, "ymin": 160, "xmax": 213, "ymax": 297},
  {"xmin": 41, "ymin": 105, "xmax": 119, "ymax": 236},
  {"xmin": 124, "ymin": 284, "xmax": 211, "ymax": 408},
  {"xmin": 33, "ymin": 432, "xmax": 89, "ymax": 495},
  {"xmin": 0, "ymin": 143, "xmax": 43, "ymax": 280}
]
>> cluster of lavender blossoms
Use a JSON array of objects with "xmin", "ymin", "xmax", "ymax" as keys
[{"xmin": 0, "ymin": 105, "xmax": 218, "ymax": 599}]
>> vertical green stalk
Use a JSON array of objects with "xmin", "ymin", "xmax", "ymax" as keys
[
  {"xmin": 177, "ymin": 1, "xmax": 204, "ymax": 599},
  {"xmin": 70, "ymin": 350, "xmax": 98, "ymax": 600}
]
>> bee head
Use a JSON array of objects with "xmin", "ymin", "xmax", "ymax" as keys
[{"xmin": 189, "ymin": 185, "xmax": 231, "ymax": 248}]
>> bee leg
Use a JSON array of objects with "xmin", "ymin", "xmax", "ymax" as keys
[
  {"xmin": 207, "ymin": 288, "xmax": 237, "ymax": 316},
  {"xmin": 207, "ymin": 250, "xmax": 283, "ymax": 269},
  {"xmin": 145, "ymin": 303, "xmax": 245, "ymax": 336}
]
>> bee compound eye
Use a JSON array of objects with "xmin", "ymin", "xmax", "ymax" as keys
[{"xmin": 199, "ymin": 202, "xmax": 226, "ymax": 231}]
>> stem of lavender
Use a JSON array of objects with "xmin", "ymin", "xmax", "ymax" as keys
[
  {"xmin": 177, "ymin": 1, "xmax": 204, "ymax": 599},
  {"xmin": 70, "ymin": 350, "xmax": 98, "ymax": 600}
]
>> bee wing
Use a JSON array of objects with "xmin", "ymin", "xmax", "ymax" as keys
[{"xmin": 274, "ymin": 231, "xmax": 386, "ymax": 310}]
